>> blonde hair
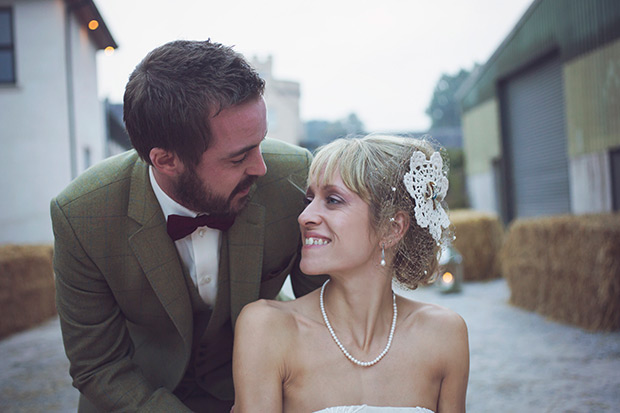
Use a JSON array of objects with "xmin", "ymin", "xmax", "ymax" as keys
[{"xmin": 309, "ymin": 134, "xmax": 447, "ymax": 289}]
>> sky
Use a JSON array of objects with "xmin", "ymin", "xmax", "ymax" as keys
[{"xmin": 95, "ymin": 0, "xmax": 534, "ymax": 133}]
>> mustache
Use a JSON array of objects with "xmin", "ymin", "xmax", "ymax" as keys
[{"xmin": 231, "ymin": 176, "xmax": 257, "ymax": 196}]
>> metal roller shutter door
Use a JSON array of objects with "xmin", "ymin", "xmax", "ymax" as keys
[{"xmin": 502, "ymin": 56, "xmax": 571, "ymax": 219}]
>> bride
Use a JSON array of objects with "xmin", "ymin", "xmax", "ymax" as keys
[{"xmin": 232, "ymin": 135, "xmax": 469, "ymax": 412}]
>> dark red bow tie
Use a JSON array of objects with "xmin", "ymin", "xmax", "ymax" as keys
[{"xmin": 166, "ymin": 213, "xmax": 235, "ymax": 241}]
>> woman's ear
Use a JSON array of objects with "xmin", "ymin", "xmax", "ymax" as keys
[
  {"xmin": 385, "ymin": 211, "xmax": 410, "ymax": 247},
  {"xmin": 149, "ymin": 148, "xmax": 183, "ymax": 177}
]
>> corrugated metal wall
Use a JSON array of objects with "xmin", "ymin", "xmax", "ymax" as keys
[
  {"xmin": 461, "ymin": 0, "xmax": 620, "ymax": 220},
  {"xmin": 501, "ymin": 55, "xmax": 571, "ymax": 219}
]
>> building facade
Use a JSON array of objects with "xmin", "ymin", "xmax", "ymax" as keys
[
  {"xmin": 251, "ymin": 55, "xmax": 303, "ymax": 146},
  {"xmin": 459, "ymin": 0, "xmax": 620, "ymax": 222},
  {"xmin": 0, "ymin": 0, "xmax": 115, "ymax": 243}
]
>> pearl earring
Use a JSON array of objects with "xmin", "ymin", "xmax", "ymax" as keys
[{"xmin": 380, "ymin": 243, "xmax": 386, "ymax": 267}]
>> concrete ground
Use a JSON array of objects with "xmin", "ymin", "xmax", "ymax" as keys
[{"xmin": 1, "ymin": 278, "xmax": 619, "ymax": 412}]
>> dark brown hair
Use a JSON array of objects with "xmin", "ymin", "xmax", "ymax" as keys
[{"xmin": 123, "ymin": 40, "xmax": 265, "ymax": 167}]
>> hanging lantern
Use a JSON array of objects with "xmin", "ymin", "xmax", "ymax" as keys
[{"xmin": 437, "ymin": 244, "xmax": 463, "ymax": 294}]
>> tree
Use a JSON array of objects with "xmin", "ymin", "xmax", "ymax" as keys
[
  {"xmin": 342, "ymin": 113, "xmax": 365, "ymax": 135},
  {"xmin": 425, "ymin": 68, "xmax": 473, "ymax": 209},
  {"xmin": 426, "ymin": 69, "xmax": 471, "ymax": 128},
  {"xmin": 302, "ymin": 113, "xmax": 365, "ymax": 152},
  {"xmin": 444, "ymin": 148, "xmax": 467, "ymax": 209}
]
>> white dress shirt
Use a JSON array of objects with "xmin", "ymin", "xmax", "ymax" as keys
[{"xmin": 149, "ymin": 167, "xmax": 220, "ymax": 306}]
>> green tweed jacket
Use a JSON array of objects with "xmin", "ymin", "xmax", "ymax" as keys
[{"xmin": 51, "ymin": 138, "xmax": 324, "ymax": 412}]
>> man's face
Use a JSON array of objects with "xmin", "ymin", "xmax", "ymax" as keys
[{"xmin": 173, "ymin": 97, "xmax": 268, "ymax": 215}]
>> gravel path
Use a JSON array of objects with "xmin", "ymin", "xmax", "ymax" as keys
[
  {"xmin": 402, "ymin": 280, "xmax": 620, "ymax": 412},
  {"xmin": 1, "ymin": 279, "xmax": 619, "ymax": 412},
  {"xmin": 0, "ymin": 317, "xmax": 78, "ymax": 412}
]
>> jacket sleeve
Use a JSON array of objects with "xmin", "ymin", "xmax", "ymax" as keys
[{"xmin": 51, "ymin": 198, "xmax": 191, "ymax": 412}]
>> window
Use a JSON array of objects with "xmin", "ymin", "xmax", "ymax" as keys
[{"xmin": 0, "ymin": 8, "xmax": 15, "ymax": 84}]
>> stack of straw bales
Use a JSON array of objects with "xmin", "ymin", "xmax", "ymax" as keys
[
  {"xmin": 500, "ymin": 213, "xmax": 620, "ymax": 331},
  {"xmin": 0, "ymin": 244, "xmax": 56, "ymax": 338},
  {"xmin": 449, "ymin": 209, "xmax": 504, "ymax": 281}
]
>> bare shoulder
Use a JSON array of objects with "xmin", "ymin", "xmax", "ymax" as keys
[
  {"xmin": 236, "ymin": 299, "xmax": 294, "ymax": 337},
  {"xmin": 233, "ymin": 299, "xmax": 296, "ymax": 373},
  {"xmin": 395, "ymin": 295, "xmax": 469, "ymax": 384},
  {"xmin": 234, "ymin": 295, "xmax": 321, "ymax": 378},
  {"xmin": 235, "ymin": 295, "xmax": 317, "ymax": 341},
  {"xmin": 398, "ymin": 296, "xmax": 468, "ymax": 344}
]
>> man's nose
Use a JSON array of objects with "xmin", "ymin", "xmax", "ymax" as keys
[{"xmin": 247, "ymin": 151, "xmax": 267, "ymax": 177}]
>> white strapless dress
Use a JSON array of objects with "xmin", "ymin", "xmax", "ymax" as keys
[{"xmin": 314, "ymin": 406, "xmax": 434, "ymax": 413}]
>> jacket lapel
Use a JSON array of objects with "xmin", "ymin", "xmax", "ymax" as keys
[
  {"xmin": 126, "ymin": 158, "xmax": 193, "ymax": 351},
  {"xmin": 226, "ymin": 201, "xmax": 265, "ymax": 326}
]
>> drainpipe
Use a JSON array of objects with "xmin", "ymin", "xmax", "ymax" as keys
[{"xmin": 64, "ymin": 2, "xmax": 78, "ymax": 180}]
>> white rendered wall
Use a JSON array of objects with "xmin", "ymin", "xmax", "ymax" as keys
[
  {"xmin": 0, "ymin": 0, "xmax": 106, "ymax": 244},
  {"xmin": 569, "ymin": 151, "xmax": 613, "ymax": 214},
  {"xmin": 69, "ymin": 16, "xmax": 105, "ymax": 172},
  {"xmin": 466, "ymin": 171, "xmax": 499, "ymax": 214}
]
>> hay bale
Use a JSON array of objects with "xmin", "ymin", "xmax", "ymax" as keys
[
  {"xmin": 449, "ymin": 209, "xmax": 504, "ymax": 281},
  {"xmin": 0, "ymin": 244, "xmax": 56, "ymax": 338},
  {"xmin": 500, "ymin": 213, "xmax": 620, "ymax": 331}
]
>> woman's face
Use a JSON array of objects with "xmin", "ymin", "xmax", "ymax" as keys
[{"xmin": 298, "ymin": 170, "xmax": 380, "ymax": 276}]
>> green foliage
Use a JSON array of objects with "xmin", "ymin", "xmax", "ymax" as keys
[
  {"xmin": 426, "ymin": 69, "xmax": 471, "ymax": 128},
  {"xmin": 425, "ymin": 68, "xmax": 472, "ymax": 208},
  {"xmin": 302, "ymin": 113, "xmax": 366, "ymax": 152},
  {"xmin": 445, "ymin": 148, "xmax": 468, "ymax": 209}
]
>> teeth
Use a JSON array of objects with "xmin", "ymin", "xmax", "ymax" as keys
[{"xmin": 305, "ymin": 237, "xmax": 330, "ymax": 246}]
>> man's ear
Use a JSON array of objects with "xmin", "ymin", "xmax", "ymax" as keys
[
  {"xmin": 384, "ymin": 211, "xmax": 410, "ymax": 247},
  {"xmin": 149, "ymin": 148, "xmax": 183, "ymax": 177}
]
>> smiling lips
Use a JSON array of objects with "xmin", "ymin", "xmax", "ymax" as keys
[{"xmin": 304, "ymin": 237, "xmax": 331, "ymax": 246}]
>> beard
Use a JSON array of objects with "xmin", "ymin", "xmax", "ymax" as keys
[{"xmin": 173, "ymin": 166, "xmax": 256, "ymax": 215}]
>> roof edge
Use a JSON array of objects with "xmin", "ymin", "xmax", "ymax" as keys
[
  {"xmin": 65, "ymin": 0, "xmax": 117, "ymax": 50},
  {"xmin": 458, "ymin": 0, "xmax": 541, "ymax": 105}
]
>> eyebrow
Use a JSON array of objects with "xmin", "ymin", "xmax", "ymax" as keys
[
  {"xmin": 225, "ymin": 135, "xmax": 267, "ymax": 160},
  {"xmin": 309, "ymin": 183, "xmax": 346, "ymax": 194},
  {"xmin": 322, "ymin": 184, "xmax": 339, "ymax": 191}
]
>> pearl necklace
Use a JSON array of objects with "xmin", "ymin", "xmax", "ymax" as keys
[{"xmin": 319, "ymin": 279, "xmax": 397, "ymax": 367}]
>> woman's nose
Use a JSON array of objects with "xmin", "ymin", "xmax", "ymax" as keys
[{"xmin": 298, "ymin": 199, "xmax": 319, "ymax": 227}]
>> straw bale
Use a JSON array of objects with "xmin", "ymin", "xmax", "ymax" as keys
[
  {"xmin": 0, "ymin": 244, "xmax": 56, "ymax": 338},
  {"xmin": 500, "ymin": 213, "xmax": 620, "ymax": 331},
  {"xmin": 449, "ymin": 209, "xmax": 504, "ymax": 281}
]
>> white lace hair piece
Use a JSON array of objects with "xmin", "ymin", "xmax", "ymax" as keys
[{"xmin": 403, "ymin": 151, "xmax": 450, "ymax": 244}]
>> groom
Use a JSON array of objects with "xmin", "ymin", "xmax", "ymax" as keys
[{"xmin": 51, "ymin": 40, "xmax": 324, "ymax": 412}]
